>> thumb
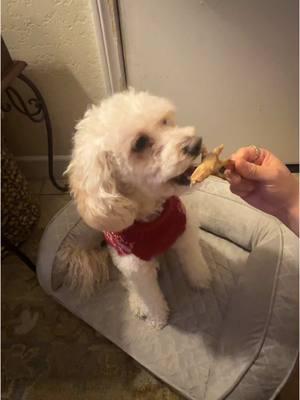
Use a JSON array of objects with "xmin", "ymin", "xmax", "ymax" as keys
[{"xmin": 235, "ymin": 159, "xmax": 268, "ymax": 182}]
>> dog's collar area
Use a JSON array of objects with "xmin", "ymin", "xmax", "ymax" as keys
[{"xmin": 104, "ymin": 196, "xmax": 186, "ymax": 260}]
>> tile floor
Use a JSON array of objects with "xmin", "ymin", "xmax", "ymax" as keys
[{"xmin": 22, "ymin": 179, "xmax": 70, "ymax": 261}]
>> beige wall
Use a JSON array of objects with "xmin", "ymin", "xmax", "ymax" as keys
[
  {"xmin": 120, "ymin": 0, "xmax": 299, "ymax": 163},
  {"xmin": 2, "ymin": 0, "xmax": 107, "ymax": 160}
]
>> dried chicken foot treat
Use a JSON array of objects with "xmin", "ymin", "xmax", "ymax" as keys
[{"xmin": 190, "ymin": 144, "xmax": 232, "ymax": 185}]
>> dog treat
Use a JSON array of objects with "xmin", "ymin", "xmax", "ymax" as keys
[{"xmin": 190, "ymin": 144, "xmax": 232, "ymax": 185}]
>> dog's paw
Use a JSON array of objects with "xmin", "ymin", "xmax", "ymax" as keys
[
  {"xmin": 147, "ymin": 299, "xmax": 170, "ymax": 330},
  {"xmin": 148, "ymin": 316, "xmax": 168, "ymax": 330},
  {"xmin": 129, "ymin": 291, "xmax": 170, "ymax": 329},
  {"xmin": 129, "ymin": 293, "xmax": 149, "ymax": 319}
]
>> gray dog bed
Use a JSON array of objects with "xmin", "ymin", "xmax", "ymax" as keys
[{"xmin": 37, "ymin": 177, "xmax": 298, "ymax": 400}]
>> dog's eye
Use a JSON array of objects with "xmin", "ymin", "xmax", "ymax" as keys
[
  {"xmin": 161, "ymin": 118, "xmax": 174, "ymax": 126},
  {"xmin": 132, "ymin": 134, "xmax": 151, "ymax": 152}
]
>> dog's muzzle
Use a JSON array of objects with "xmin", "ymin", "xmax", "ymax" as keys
[
  {"xmin": 170, "ymin": 136, "xmax": 203, "ymax": 186},
  {"xmin": 183, "ymin": 137, "xmax": 202, "ymax": 158}
]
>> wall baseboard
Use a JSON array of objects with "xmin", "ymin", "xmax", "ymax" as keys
[{"xmin": 15, "ymin": 155, "xmax": 70, "ymax": 180}]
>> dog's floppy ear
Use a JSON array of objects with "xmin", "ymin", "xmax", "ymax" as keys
[{"xmin": 67, "ymin": 147, "xmax": 137, "ymax": 232}]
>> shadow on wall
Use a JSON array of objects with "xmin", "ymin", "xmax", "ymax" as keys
[{"xmin": 3, "ymin": 65, "xmax": 96, "ymax": 158}]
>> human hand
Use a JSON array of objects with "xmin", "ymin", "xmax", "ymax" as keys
[{"xmin": 225, "ymin": 146, "xmax": 299, "ymax": 235}]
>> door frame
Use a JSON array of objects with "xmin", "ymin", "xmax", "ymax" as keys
[{"xmin": 92, "ymin": 0, "xmax": 126, "ymax": 94}]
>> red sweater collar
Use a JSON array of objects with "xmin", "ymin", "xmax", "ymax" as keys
[{"xmin": 104, "ymin": 196, "xmax": 186, "ymax": 261}]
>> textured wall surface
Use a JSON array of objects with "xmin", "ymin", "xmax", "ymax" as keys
[{"xmin": 2, "ymin": 0, "xmax": 107, "ymax": 157}]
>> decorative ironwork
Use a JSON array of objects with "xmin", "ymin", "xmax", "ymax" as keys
[
  {"xmin": 2, "ymin": 85, "xmax": 43, "ymax": 122},
  {"xmin": 1, "ymin": 73, "xmax": 68, "ymax": 192}
]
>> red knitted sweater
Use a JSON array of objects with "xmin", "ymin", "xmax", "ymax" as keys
[{"xmin": 104, "ymin": 196, "xmax": 186, "ymax": 261}]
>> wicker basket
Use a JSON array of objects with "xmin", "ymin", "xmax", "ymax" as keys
[{"xmin": 1, "ymin": 142, "xmax": 40, "ymax": 251}]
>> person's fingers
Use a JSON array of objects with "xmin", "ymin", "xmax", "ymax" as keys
[
  {"xmin": 224, "ymin": 160, "xmax": 235, "ymax": 174},
  {"xmin": 229, "ymin": 182, "xmax": 253, "ymax": 198},
  {"xmin": 231, "ymin": 147, "xmax": 256, "ymax": 162},
  {"xmin": 231, "ymin": 146, "xmax": 265, "ymax": 165},
  {"xmin": 224, "ymin": 169, "xmax": 241, "ymax": 184},
  {"xmin": 235, "ymin": 158, "xmax": 271, "ymax": 182},
  {"xmin": 225, "ymin": 170, "xmax": 255, "ymax": 189},
  {"xmin": 232, "ymin": 190, "xmax": 252, "ymax": 199},
  {"xmin": 225, "ymin": 170, "xmax": 256, "ymax": 196}
]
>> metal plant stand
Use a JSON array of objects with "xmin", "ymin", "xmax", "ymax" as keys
[
  {"xmin": 1, "ymin": 37, "xmax": 67, "ymax": 272},
  {"xmin": 1, "ymin": 72, "xmax": 67, "ymax": 191}
]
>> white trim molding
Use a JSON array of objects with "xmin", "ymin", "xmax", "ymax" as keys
[{"xmin": 91, "ymin": 0, "xmax": 126, "ymax": 94}]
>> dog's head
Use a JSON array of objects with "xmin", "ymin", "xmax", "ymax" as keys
[{"xmin": 67, "ymin": 89, "xmax": 202, "ymax": 232}]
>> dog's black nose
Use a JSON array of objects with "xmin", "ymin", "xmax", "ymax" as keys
[{"xmin": 183, "ymin": 137, "xmax": 202, "ymax": 157}]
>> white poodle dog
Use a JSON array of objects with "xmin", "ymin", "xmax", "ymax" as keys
[{"xmin": 62, "ymin": 89, "xmax": 211, "ymax": 329}]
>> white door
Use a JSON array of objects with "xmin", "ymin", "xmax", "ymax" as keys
[{"xmin": 118, "ymin": 0, "xmax": 298, "ymax": 163}]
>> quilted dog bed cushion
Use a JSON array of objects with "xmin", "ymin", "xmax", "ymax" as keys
[{"xmin": 37, "ymin": 178, "xmax": 299, "ymax": 400}]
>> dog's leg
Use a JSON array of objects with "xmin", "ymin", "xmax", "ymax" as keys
[
  {"xmin": 110, "ymin": 249, "xmax": 169, "ymax": 329},
  {"xmin": 173, "ymin": 220, "xmax": 211, "ymax": 289}
]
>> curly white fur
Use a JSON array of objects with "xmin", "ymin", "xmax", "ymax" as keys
[
  {"xmin": 64, "ymin": 88, "xmax": 211, "ymax": 328},
  {"xmin": 56, "ymin": 240, "xmax": 110, "ymax": 298}
]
